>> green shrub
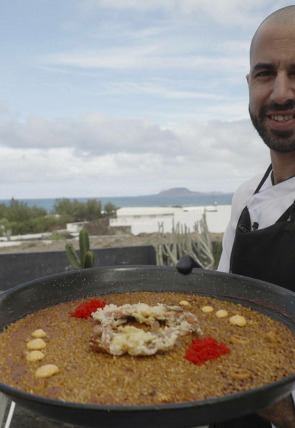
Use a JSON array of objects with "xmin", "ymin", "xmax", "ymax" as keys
[
  {"xmin": 103, "ymin": 202, "xmax": 117, "ymax": 217},
  {"xmin": 0, "ymin": 198, "xmax": 117, "ymax": 236},
  {"xmin": 54, "ymin": 198, "xmax": 102, "ymax": 221}
]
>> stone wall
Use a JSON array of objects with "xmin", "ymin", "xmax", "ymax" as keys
[{"xmin": 0, "ymin": 246, "xmax": 156, "ymax": 291}]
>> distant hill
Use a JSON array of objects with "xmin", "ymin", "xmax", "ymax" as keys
[{"xmin": 157, "ymin": 187, "xmax": 225, "ymax": 196}]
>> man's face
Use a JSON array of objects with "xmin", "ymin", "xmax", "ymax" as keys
[{"xmin": 247, "ymin": 23, "xmax": 295, "ymax": 152}]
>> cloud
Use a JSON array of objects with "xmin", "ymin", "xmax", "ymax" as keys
[
  {"xmin": 36, "ymin": 41, "xmax": 249, "ymax": 73},
  {"xmin": 0, "ymin": 103, "xmax": 11, "ymax": 118},
  {"xmin": 0, "ymin": 113, "xmax": 178, "ymax": 155},
  {"xmin": 78, "ymin": 0, "xmax": 287, "ymax": 27},
  {"xmin": 2, "ymin": 112, "xmax": 261, "ymax": 161},
  {"xmin": 40, "ymin": 47, "xmax": 248, "ymax": 74},
  {"xmin": 3, "ymin": 1, "xmax": 282, "ymax": 198},
  {"xmin": 102, "ymin": 82, "xmax": 224, "ymax": 100},
  {"xmin": 0, "ymin": 110, "xmax": 270, "ymax": 197},
  {"xmin": 30, "ymin": 0, "xmax": 252, "ymax": 125}
]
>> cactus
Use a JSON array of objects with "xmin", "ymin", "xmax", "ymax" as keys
[
  {"xmin": 65, "ymin": 228, "xmax": 94, "ymax": 269},
  {"xmin": 65, "ymin": 243, "xmax": 81, "ymax": 269},
  {"xmin": 155, "ymin": 211, "xmax": 215, "ymax": 269}
]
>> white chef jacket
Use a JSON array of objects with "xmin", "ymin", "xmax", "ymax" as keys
[
  {"xmin": 217, "ymin": 168, "xmax": 295, "ymax": 426},
  {"xmin": 218, "ymin": 169, "xmax": 295, "ymax": 273}
]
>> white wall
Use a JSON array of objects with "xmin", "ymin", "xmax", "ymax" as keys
[{"xmin": 110, "ymin": 205, "xmax": 231, "ymax": 235}]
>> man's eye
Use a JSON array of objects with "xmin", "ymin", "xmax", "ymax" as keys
[{"xmin": 255, "ymin": 71, "xmax": 274, "ymax": 78}]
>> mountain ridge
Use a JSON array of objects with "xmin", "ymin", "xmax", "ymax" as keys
[{"xmin": 157, "ymin": 187, "xmax": 227, "ymax": 196}]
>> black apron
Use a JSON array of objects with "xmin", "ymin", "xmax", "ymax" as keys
[
  {"xmin": 230, "ymin": 164, "xmax": 295, "ymax": 292},
  {"xmin": 211, "ymin": 165, "xmax": 295, "ymax": 428}
]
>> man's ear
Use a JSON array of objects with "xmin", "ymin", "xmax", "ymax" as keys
[{"xmin": 246, "ymin": 74, "xmax": 250, "ymax": 85}]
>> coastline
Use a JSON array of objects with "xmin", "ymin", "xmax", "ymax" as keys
[{"xmin": 1, "ymin": 194, "xmax": 233, "ymax": 212}]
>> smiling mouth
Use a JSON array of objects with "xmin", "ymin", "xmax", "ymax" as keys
[{"xmin": 270, "ymin": 114, "xmax": 295, "ymax": 122}]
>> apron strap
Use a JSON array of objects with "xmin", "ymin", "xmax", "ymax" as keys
[
  {"xmin": 253, "ymin": 164, "xmax": 272, "ymax": 194},
  {"xmin": 252, "ymin": 165, "xmax": 295, "ymax": 224},
  {"xmin": 277, "ymin": 200, "xmax": 295, "ymax": 223}
]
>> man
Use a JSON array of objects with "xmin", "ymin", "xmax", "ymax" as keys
[{"xmin": 177, "ymin": 6, "xmax": 295, "ymax": 428}]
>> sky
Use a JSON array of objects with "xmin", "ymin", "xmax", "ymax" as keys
[{"xmin": 0, "ymin": 0, "xmax": 291, "ymax": 199}]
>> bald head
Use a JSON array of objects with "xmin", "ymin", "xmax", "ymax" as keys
[
  {"xmin": 250, "ymin": 6, "xmax": 295, "ymax": 63},
  {"xmin": 247, "ymin": 5, "xmax": 295, "ymax": 157}
]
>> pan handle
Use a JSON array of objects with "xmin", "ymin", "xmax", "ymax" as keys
[{"xmin": 176, "ymin": 255, "xmax": 203, "ymax": 274}]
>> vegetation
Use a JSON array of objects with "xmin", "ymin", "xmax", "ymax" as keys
[
  {"xmin": 0, "ymin": 198, "xmax": 117, "ymax": 237},
  {"xmin": 65, "ymin": 229, "xmax": 94, "ymax": 269},
  {"xmin": 53, "ymin": 198, "xmax": 116, "ymax": 222},
  {"xmin": 0, "ymin": 198, "xmax": 66, "ymax": 236},
  {"xmin": 155, "ymin": 212, "xmax": 222, "ymax": 269},
  {"xmin": 0, "ymin": 198, "xmax": 223, "ymax": 269}
]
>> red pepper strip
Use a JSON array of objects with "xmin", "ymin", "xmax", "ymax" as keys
[
  {"xmin": 185, "ymin": 336, "xmax": 230, "ymax": 365},
  {"xmin": 69, "ymin": 298, "xmax": 108, "ymax": 318}
]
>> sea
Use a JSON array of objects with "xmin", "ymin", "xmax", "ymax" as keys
[{"xmin": 1, "ymin": 193, "xmax": 233, "ymax": 213}]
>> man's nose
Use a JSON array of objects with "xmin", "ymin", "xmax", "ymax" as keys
[{"xmin": 270, "ymin": 72, "xmax": 295, "ymax": 104}]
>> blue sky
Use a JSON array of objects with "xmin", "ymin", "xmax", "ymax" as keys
[{"xmin": 0, "ymin": 0, "xmax": 290, "ymax": 199}]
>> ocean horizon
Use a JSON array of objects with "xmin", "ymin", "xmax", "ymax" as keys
[{"xmin": 1, "ymin": 193, "xmax": 233, "ymax": 212}]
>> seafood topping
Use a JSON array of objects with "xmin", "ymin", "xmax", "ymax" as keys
[{"xmin": 90, "ymin": 302, "xmax": 202, "ymax": 356}]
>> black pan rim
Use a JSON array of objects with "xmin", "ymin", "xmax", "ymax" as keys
[
  {"xmin": 0, "ymin": 265, "xmax": 294, "ymax": 421},
  {"xmin": 1, "ymin": 371, "xmax": 295, "ymax": 412}
]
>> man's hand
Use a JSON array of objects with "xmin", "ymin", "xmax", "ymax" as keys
[
  {"xmin": 257, "ymin": 394, "xmax": 295, "ymax": 428},
  {"xmin": 176, "ymin": 255, "xmax": 203, "ymax": 274}
]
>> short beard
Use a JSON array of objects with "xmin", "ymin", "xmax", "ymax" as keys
[{"xmin": 249, "ymin": 104, "xmax": 295, "ymax": 153}]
